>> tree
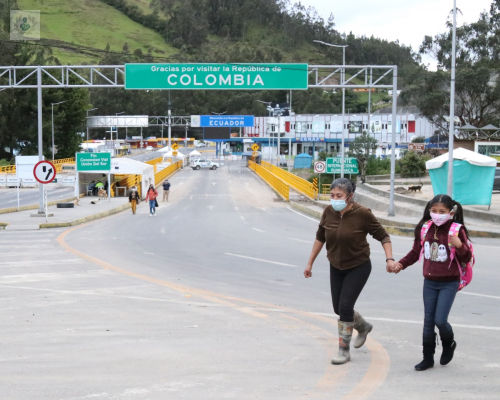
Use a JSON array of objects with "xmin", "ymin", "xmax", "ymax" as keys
[
  {"xmin": 398, "ymin": 151, "xmax": 429, "ymax": 176},
  {"xmin": 348, "ymin": 132, "xmax": 378, "ymax": 177},
  {"xmin": 402, "ymin": 4, "xmax": 500, "ymax": 130},
  {"xmin": 412, "ymin": 136, "xmax": 426, "ymax": 143}
]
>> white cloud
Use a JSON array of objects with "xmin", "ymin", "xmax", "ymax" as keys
[{"xmin": 298, "ymin": 0, "xmax": 492, "ymax": 69}]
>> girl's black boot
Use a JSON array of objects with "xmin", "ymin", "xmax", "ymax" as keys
[
  {"xmin": 440, "ymin": 330, "xmax": 456, "ymax": 366},
  {"xmin": 415, "ymin": 333, "xmax": 436, "ymax": 371}
]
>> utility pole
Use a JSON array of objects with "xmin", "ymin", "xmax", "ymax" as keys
[
  {"xmin": 313, "ymin": 40, "xmax": 348, "ymax": 177},
  {"xmin": 447, "ymin": 0, "xmax": 457, "ymax": 196},
  {"xmin": 51, "ymin": 101, "xmax": 66, "ymax": 160},
  {"xmin": 168, "ymin": 96, "xmax": 172, "ymax": 150},
  {"xmin": 86, "ymin": 108, "xmax": 98, "ymax": 151}
]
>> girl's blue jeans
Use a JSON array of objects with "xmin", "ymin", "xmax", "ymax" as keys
[
  {"xmin": 423, "ymin": 278, "xmax": 459, "ymax": 336},
  {"xmin": 149, "ymin": 200, "xmax": 155, "ymax": 214}
]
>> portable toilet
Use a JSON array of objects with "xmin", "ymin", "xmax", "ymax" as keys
[
  {"xmin": 294, "ymin": 153, "xmax": 313, "ymax": 169},
  {"xmin": 426, "ymin": 147, "xmax": 497, "ymax": 205}
]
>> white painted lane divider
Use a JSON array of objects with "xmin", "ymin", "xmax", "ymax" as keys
[
  {"xmin": 461, "ymin": 292, "xmax": 500, "ymax": 300},
  {"xmin": 252, "ymin": 228, "xmax": 265, "ymax": 233},
  {"xmin": 288, "ymin": 238, "xmax": 313, "ymax": 244},
  {"xmin": 0, "ymin": 259, "xmax": 84, "ymax": 267},
  {"xmin": 225, "ymin": 253, "xmax": 298, "ymax": 268}
]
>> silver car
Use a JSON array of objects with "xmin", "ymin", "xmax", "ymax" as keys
[{"xmin": 191, "ymin": 159, "xmax": 219, "ymax": 170}]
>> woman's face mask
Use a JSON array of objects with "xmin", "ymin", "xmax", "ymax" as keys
[
  {"xmin": 330, "ymin": 188, "xmax": 351, "ymax": 212},
  {"xmin": 330, "ymin": 199, "xmax": 348, "ymax": 212}
]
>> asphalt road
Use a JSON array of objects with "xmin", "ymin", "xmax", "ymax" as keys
[
  {"xmin": 0, "ymin": 187, "xmax": 75, "ymax": 209},
  {"xmin": 1, "ymin": 162, "xmax": 499, "ymax": 399}
]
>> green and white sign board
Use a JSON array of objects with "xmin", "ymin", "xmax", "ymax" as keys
[
  {"xmin": 326, "ymin": 157, "xmax": 359, "ymax": 174},
  {"xmin": 76, "ymin": 152, "xmax": 111, "ymax": 171},
  {"xmin": 125, "ymin": 63, "xmax": 309, "ymax": 90}
]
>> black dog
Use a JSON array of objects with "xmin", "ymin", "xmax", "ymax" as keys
[{"xmin": 408, "ymin": 181, "xmax": 423, "ymax": 193}]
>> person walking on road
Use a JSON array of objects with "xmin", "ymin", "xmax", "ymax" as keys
[
  {"xmin": 162, "ymin": 179, "xmax": 171, "ymax": 202},
  {"xmin": 304, "ymin": 178, "xmax": 396, "ymax": 365},
  {"xmin": 128, "ymin": 186, "xmax": 140, "ymax": 215},
  {"xmin": 389, "ymin": 194, "xmax": 472, "ymax": 371},
  {"xmin": 145, "ymin": 184, "xmax": 158, "ymax": 216}
]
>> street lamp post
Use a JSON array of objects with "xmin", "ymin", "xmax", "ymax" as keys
[
  {"xmin": 86, "ymin": 108, "xmax": 98, "ymax": 152},
  {"xmin": 115, "ymin": 112, "xmax": 124, "ymax": 142},
  {"xmin": 256, "ymin": 100, "xmax": 273, "ymax": 163},
  {"xmin": 212, "ymin": 112, "xmax": 227, "ymax": 154},
  {"xmin": 51, "ymin": 101, "xmax": 66, "ymax": 160},
  {"xmin": 447, "ymin": 0, "xmax": 457, "ymax": 196},
  {"xmin": 313, "ymin": 40, "xmax": 349, "ymax": 177}
]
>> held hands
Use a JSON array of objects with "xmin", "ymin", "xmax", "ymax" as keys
[
  {"xmin": 386, "ymin": 260, "xmax": 403, "ymax": 274},
  {"xmin": 449, "ymin": 235, "xmax": 463, "ymax": 249},
  {"xmin": 304, "ymin": 264, "xmax": 313, "ymax": 278}
]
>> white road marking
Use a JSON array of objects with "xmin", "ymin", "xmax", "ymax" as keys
[
  {"xmin": 240, "ymin": 216, "xmax": 245, "ymax": 221},
  {"xmin": 0, "ymin": 245, "xmax": 54, "ymax": 249},
  {"xmin": 286, "ymin": 207, "xmax": 319, "ymax": 222},
  {"xmin": 179, "ymin": 182, "xmax": 184, "ymax": 185},
  {"xmin": 461, "ymin": 292, "xmax": 500, "ymax": 300},
  {"xmin": 0, "ymin": 270, "xmax": 112, "ymax": 283},
  {"xmin": 288, "ymin": 238, "xmax": 313, "ymax": 244},
  {"xmin": 372, "ymin": 249, "xmax": 407, "ymax": 257},
  {"xmin": 0, "ymin": 251, "xmax": 64, "ymax": 257},
  {"xmin": 212, "ymin": 182, "xmax": 216, "ymax": 186},
  {"xmin": 190, "ymin": 195, "xmax": 193, "ymax": 200},
  {"xmin": 225, "ymin": 253, "xmax": 298, "ymax": 268},
  {"xmin": 252, "ymin": 228, "xmax": 265, "ymax": 233},
  {"xmin": 0, "ymin": 259, "xmax": 84, "ymax": 267},
  {"xmin": 7, "ymin": 199, "xmax": 16, "ymax": 203},
  {"xmin": 310, "ymin": 312, "xmax": 500, "ymax": 331},
  {"xmin": 161, "ymin": 228, "xmax": 166, "ymax": 234},
  {"xmin": 0, "ymin": 239, "xmax": 51, "ymax": 244},
  {"xmin": 235, "ymin": 206, "xmax": 239, "ymax": 211},
  {"xmin": 207, "ymin": 206, "xmax": 214, "ymax": 210}
]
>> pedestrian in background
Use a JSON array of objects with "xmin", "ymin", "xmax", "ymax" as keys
[
  {"xmin": 162, "ymin": 179, "xmax": 171, "ymax": 202},
  {"xmin": 145, "ymin": 184, "xmax": 158, "ymax": 216},
  {"xmin": 389, "ymin": 194, "xmax": 473, "ymax": 371},
  {"xmin": 304, "ymin": 178, "xmax": 396, "ymax": 365},
  {"xmin": 128, "ymin": 186, "xmax": 140, "ymax": 215}
]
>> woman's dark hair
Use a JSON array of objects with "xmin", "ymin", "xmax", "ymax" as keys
[
  {"xmin": 330, "ymin": 178, "xmax": 356, "ymax": 197},
  {"xmin": 414, "ymin": 194, "xmax": 469, "ymax": 241}
]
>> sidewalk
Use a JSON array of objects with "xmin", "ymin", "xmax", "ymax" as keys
[
  {"xmin": 0, "ymin": 197, "xmax": 130, "ymax": 230},
  {"xmin": 290, "ymin": 198, "xmax": 500, "ymax": 239}
]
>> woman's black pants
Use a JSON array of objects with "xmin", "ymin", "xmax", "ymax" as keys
[{"xmin": 330, "ymin": 260, "xmax": 372, "ymax": 322}]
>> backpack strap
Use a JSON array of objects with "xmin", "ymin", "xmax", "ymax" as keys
[
  {"xmin": 448, "ymin": 222, "xmax": 462, "ymax": 270},
  {"xmin": 418, "ymin": 220, "xmax": 433, "ymax": 262}
]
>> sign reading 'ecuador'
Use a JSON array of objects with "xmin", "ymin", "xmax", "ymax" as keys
[{"xmin": 125, "ymin": 63, "xmax": 308, "ymax": 90}]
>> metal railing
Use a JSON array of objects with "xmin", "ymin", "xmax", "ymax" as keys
[
  {"xmin": 110, "ymin": 174, "xmax": 142, "ymax": 198},
  {"xmin": 248, "ymin": 160, "xmax": 289, "ymax": 201},
  {"xmin": 145, "ymin": 156, "xmax": 164, "ymax": 173},
  {"xmin": 261, "ymin": 160, "xmax": 317, "ymax": 199}
]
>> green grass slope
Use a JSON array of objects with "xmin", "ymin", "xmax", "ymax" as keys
[{"xmin": 17, "ymin": 0, "xmax": 177, "ymax": 64}]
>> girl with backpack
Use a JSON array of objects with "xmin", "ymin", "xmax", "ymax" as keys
[{"xmin": 390, "ymin": 194, "xmax": 473, "ymax": 371}]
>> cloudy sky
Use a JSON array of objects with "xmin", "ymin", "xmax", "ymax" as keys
[{"xmin": 299, "ymin": 0, "xmax": 492, "ymax": 68}]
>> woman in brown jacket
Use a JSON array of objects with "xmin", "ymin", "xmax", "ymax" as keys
[{"xmin": 304, "ymin": 178, "xmax": 397, "ymax": 365}]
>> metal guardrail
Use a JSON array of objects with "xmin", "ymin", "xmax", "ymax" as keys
[
  {"xmin": 249, "ymin": 160, "xmax": 289, "ymax": 201},
  {"xmin": 145, "ymin": 156, "xmax": 164, "ymax": 173},
  {"xmin": 261, "ymin": 160, "xmax": 317, "ymax": 199},
  {"xmin": 111, "ymin": 174, "xmax": 142, "ymax": 198}
]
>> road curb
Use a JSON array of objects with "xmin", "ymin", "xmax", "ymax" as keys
[
  {"xmin": 290, "ymin": 201, "xmax": 500, "ymax": 239},
  {"xmin": 0, "ymin": 196, "xmax": 78, "ymax": 215},
  {"xmin": 39, "ymin": 203, "xmax": 131, "ymax": 229}
]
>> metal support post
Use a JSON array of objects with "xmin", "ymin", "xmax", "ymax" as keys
[
  {"xmin": 168, "ymin": 100, "xmax": 172, "ymax": 150},
  {"xmin": 37, "ymin": 66, "xmax": 44, "ymax": 213},
  {"xmin": 277, "ymin": 113, "xmax": 281, "ymax": 166},
  {"xmin": 185, "ymin": 125, "xmax": 188, "ymax": 147},
  {"xmin": 341, "ymin": 47, "xmax": 346, "ymax": 178},
  {"xmin": 447, "ymin": 0, "xmax": 457, "ymax": 197},
  {"xmin": 388, "ymin": 66, "xmax": 398, "ymax": 217}
]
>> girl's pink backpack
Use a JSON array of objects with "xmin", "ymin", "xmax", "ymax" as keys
[{"xmin": 420, "ymin": 221, "xmax": 475, "ymax": 291}]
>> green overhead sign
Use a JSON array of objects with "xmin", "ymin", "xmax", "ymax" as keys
[
  {"xmin": 76, "ymin": 152, "xmax": 111, "ymax": 171},
  {"xmin": 326, "ymin": 157, "xmax": 359, "ymax": 174},
  {"xmin": 124, "ymin": 63, "xmax": 309, "ymax": 90}
]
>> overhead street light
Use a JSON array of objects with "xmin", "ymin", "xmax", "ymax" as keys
[
  {"xmin": 51, "ymin": 101, "xmax": 66, "ymax": 161},
  {"xmin": 313, "ymin": 40, "xmax": 349, "ymax": 177}
]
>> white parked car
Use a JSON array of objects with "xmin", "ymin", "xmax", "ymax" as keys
[
  {"xmin": 146, "ymin": 146, "xmax": 154, "ymax": 152},
  {"xmin": 191, "ymin": 158, "xmax": 219, "ymax": 170},
  {"xmin": 195, "ymin": 142, "xmax": 207, "ymax": 148}
]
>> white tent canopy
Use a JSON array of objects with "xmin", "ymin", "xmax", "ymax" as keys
[
  {"xmin": 158, "ymin": 146, "xmax": 170, "ymax": 153},
  {"xmin": 110, "ymin": 158, "xmax": 155, "ymax": 175},
  {"xmin": 189, "ymin": 150, "xmax": 201, "ymax": 157},
  {"xmin": 426, "ymin": 147, "xmax": 497, "ymax": 170}
]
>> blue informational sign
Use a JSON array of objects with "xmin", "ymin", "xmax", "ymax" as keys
[
  {"xmin": 295, "ymin": 137, "xmax": 326, "ymax": 142},
  {"xmin": 194, "ymin": 115, "xmax": 255, "ymax": 127}
]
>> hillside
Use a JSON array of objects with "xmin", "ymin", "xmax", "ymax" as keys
[{"xmin": 17, "ymin": 0, "xmax": 178, "ymax": 64}]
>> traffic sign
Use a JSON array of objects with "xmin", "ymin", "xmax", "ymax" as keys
[
  {"xmin": 172, "ymin": 143, "xmax": 179, "ymax": 150},
  {"xmin": 172, "ymin": 151, "xmax": 178, "ymax": 156},
  {"xmin": 76, "ymin": 153, "xmax": 111, "ymax": 171},
  {"xmin": 314, "ymin": 161, "xmax": 326, "ymax": 173},
  {"xmin": 33, "ymin": 160, "xmax": 56, "ymax": 184},
  {"xmin": 125, "ymin": 63, "xmax": 309, "ymax": 90},
  {"xmin": 251, "ymin": 143, "xmax": 259, "ymax": 151},
  {"xmin": 252, "ymin": 151, "xmax": 258, "ymax": 157},
  {"xmin": 326, "ymin": 158, "xmax": 359, "ymax": 174}
]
